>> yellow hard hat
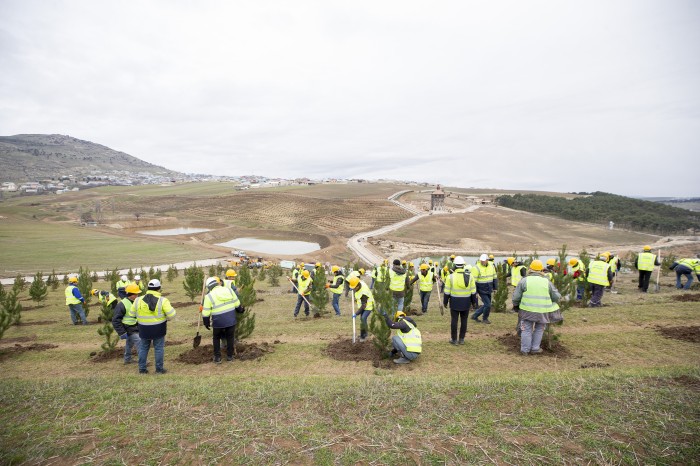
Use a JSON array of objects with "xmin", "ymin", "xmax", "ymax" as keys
[
  {"xmin": 428, "ymin": 260, "xmax": 433, "ymax": 265},
  {"xmin": 450, "ymin": 254, "xmax": 455, "ymax": 259},
  {"xmin": 420, "ymin": 263, "xmax": 429, "ymax": 270},
  {"xmin": 226, "ymin": 269, "xmax": 237, "ymax": 277},
  {"xmin": 299, "ymin": 262, "xmax": 305, "ymax": 267},
  {"xmin": 383, "ymin": 259, "xmax": 388, "ymax": 264},
  {"xmin": 68, "ymin": 276, "xmax": 78, "ymax": 283},
  {"xmin": 488, "ymin": 254, "xmax": 494, "ymax": 260},
  {"xmin": 90, "ymin": 289, "xmax": 99, "ymax": 296},
  {"xmin": 529, "ymin": 260, "xmax": 544, "ymax": 271},
  {"xmin": 546, "ymin": 258, "xmax": 556, "ymax": 266},
  {"xmin": 347, "ymin": 276, "xmax": 360, "ymax": 288},
  {"xmin": 443, "ymin": 265, "xmax": 449, "ymax": 271},
  {"xmin": 302, "ymin": 270, "xmax": 310, "ymax": 278},
  {"xmin": 401, "ymin": 260, "xmax": 407, "ymax": 265},
  {"xmin": 643, "ymin": 245, "xmax": 651, "ymax": 251},
  {"xmin": 125, "ymin": 284, "xmax": 141, "ymax": 295},
  {"xmin": 507, "ymin": 257, "xmax": 515, "ymax": 265},
  {"xmin": 569, "ymin": 258, "xmax": 578, "ymax": 266},
  {"xmin": 359, "ymin": 268, "xmax": 365, "ymax": 275},
  {"xmin": 315, "ymin": 262, "xmax": 321, "ymax": 267},
  {"xmin": 598, "ymin": 253, "xmax": 608, "ymax": 261},
  {"xmin": 394, "ymin": 311, "xmax": 406, "ymax": 320},
  {"xmin": 331, "ymin": 265, "xmax": 340, "ymax": 273}
]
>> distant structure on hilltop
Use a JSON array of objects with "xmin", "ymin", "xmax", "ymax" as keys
[{"xmin": 431, "ymin": 184, "xmax": 445, "ymax": 211}]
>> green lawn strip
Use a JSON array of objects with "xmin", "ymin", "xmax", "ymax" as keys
[{"xmin": 0, "ymin": 369, "xmax": 698, "ymax": 464}]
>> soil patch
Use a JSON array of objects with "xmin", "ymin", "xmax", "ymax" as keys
[
  {"xmin": 16, "ymin": 320, "xmax": 58, "ymax": 326},
  {"xmin": 177, "ymin": 342, "xmax": 275, "ymax": 364},
  {"xmin": 91, "ymin": 347, "xmax": 136, "ymax": 362},
  {"xmin": 170, "ymin": 302, "xmax": 197, "ymax": 308},
  {"xmin": 580, "ymin": 362, "xmax": 611, "ymax": 369},
  {"xmin": 20, "ymin": 305, "xmax": 46, "ymax": 312},
  {"xmin": 0, "ymin": 335, "xmax": 37, "ymax": 344},
  {"xmin": 655, "ymin": 326, "xmax": 700, "ymax": 343},
  {"xmin": 324, "ymin": 337, "xmax": 394, "ymax": 368},
  {"xmin": 497, "ymin": 332, "xmax": 573, "ymax": 358},
  {"xmin": 165, "ymin": 339, "xmax": 186, "ymax": 346},
  {"xmin": 0, "ymin": 343, "xmax": 58, "ymax": 362},
  {"xmin": 673, "ymin": 293, "xmax": 700, "ymax": 302}
]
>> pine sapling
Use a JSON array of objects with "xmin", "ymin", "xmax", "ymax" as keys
[
  {"xmin": 77, "ymin": 266, "xmax": 93, "ymax": 317},
  {"xmin": 12, "ymin": 274, "xmax": 27, "ymax": 294},
  {"xmin": 29, "ymin": 271, "xmax": 48, "ymax": 304},
  {"xmin": 235, "ymin": 265, "xmax": 256, "ymax": 341},
  {"xmin": 96, "ymin": 301, "xmax": 119, "ymax": 352},
  {"xmin": 310, "ymin": 266, "xmax": 329, "ymax": 317},
  {"xmin": 492, "ymin": 262, "xmax": 509, "ymax": 312},
  {"xmin": 166, "ymin": 265, "xmax": 177, "ymax": 283},
  {"xmin": 183, "ymin": 263, "xmax": 205, "ymax": 302}
]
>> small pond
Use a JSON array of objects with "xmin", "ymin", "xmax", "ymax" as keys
[
  {"xmin": 138, "ymin": 227, "xmax": 212, "ymax": 236},
  {"xmin": 217, "ymin": 238, "xmax": 320, "ymax": 255}
]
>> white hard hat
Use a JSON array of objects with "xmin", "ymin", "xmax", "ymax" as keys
[
  {"xmin": 120, "ymin": 275, "xmax": 128, "ymax": 281},
  {"xmin": 454, "ymin": 256, "xmax": 465, "ymax": 266},
  {"xmin": 134, "ymin": 275, "xmax": 141, "ymax": 280},
  {"xmin": 479, "ymin": 254, "xmax": 489, "ymax": 261},
  {"xmin": 205, "ymin": 277, "xmax": 219, "ymax": 288},
  {"xmin": 147, "ymin": 279, "xmax": 161, "ymax": 289}
]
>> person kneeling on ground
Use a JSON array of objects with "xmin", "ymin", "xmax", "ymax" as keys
[
  {"xmin": 385, "ymin": 310, "xmax": 422, "ymax": 364},
  {"xmin": 202, "ymin": 276, "xmax": 245, "ymax": 364},
  {"xmin": 512, "ymin": 260, "xmax": 562, "ymax": 355}
]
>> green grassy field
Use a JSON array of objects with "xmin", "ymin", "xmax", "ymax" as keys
[{"xmin": 1, "ymin": 270, "xmax": 698, "ymax": 464}]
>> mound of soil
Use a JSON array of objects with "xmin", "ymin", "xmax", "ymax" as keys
[
  {"xmin": 580, "ymin": 362, "xmax": 611, "ymax": 369},
  {"xmin": 673, "ymin": 293, "xmax": 700, "ymax": 302},
  {"xmin": 165, "ymin": 339, "xmax": 186, "ymax": 346},
  {"xmin": 170, "ymin": 302, "xmax": 197, "ymax": 308},
  {"xmin": 16, "ymin": 320, "xmax": 58, "ymax": 326},
  {"xmin": 177, "ymin": 342, "xmax": 275, "ymax": 364},
  {"xmin": 324, "ymin": 337, "xmax": 394, "ymax": 368},
  {"xmin": 1, "ymin": 335, "xmax": 37, "ymax": 344},
  {"xmin": 91, "ymin": 347, "xmax": 136, "ymax": 362},
  {"xmin": 656, "ymin": 326, "xmax": 700, "ymax": 343},
  {"xmin": 0, "ymin": 343, "xmax": 58, "ymax": 362},
  {"xmin": 497, "ymin": 332, "xmax": 572, "ymax": 358}
]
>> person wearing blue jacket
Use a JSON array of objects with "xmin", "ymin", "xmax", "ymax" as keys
[{"xmin": 65, "ymin": 276, "xmax": 88, "ymax": 325}]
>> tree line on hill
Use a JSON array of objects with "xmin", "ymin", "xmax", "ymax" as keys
[{"xmin": 496, "ymin": 192, "xmax": 700, "ymax": 235}]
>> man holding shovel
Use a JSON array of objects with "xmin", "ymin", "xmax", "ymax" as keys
[
  {"xmin": 202, "ymin": 277, "xmax": 244, "ymax": 363},
  {"xmin": 290, "ymin": 269, "xmax": 312, "ymax": 317},
  {"xmin": 348, "ymin": 276, "xmax": 375, "ymax": 343}
]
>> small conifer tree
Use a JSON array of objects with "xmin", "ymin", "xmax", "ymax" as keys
[
  {"xmin": 310, "ymin": 266, "xmax": 329, "ymax": 317},
  {"xmin": 166, "ymin": 265, "xmax": 177, "ymax": 283},
  {"xmin": 96, "ymin": 301, "xmax": 119, "ymax": 352},
  {"xmin": 183, "ymin": 263, "xmax": 205, "ymax": 302},
  {"xmin": 1, "ymin": 289, "xmax": 23, "ymax": 329},
  {"xmin": 492, "ymin": 262, "xmax": 509, "ymax": 312},
  {"xmin": 47, "ymin": 269, "xmax": 60, "ymax": 291},
  {"xmin": 12, "ymin": 274, "xmax": 27, "ymax": 294},
  {"xmin": 235, "ymin": 265, "xmax": 257, "ymax": 341},
  {"xmin": 29, "ymin": 272, "xmax": 48, "ymax": 304},
  {"xmin": 77, "ymin": 266, "xmax": 93, "ymax": 317},
  {"xmin": 368, "ymin": 279, "xmax": 393, "ymax": 355}
]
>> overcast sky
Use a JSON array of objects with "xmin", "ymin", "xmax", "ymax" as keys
[{"xmin": 1, "ymin": 1, "xmax": 698, "ymax": 197}]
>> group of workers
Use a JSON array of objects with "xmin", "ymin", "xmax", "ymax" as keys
[{"xmin": 62, "ymin": 245, "xmax": 698, "ymax": 370}]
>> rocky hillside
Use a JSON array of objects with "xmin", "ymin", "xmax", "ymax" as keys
[{"xmin": 0, "ymin": 134, "xmax": 178, "ymax": 181}]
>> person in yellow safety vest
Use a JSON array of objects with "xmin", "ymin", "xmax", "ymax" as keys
[
  {"xmin": 326, "ymin": 265, "xmax": 344, "ymax": 316},
  {"xmin": 127, "ymin": 279, "xmax": 176, "ymax": 374},
  {"xmin": 375, "ymin": 260, "xmax": 389, "ymax": 285},
  {"xmin": 65, "ymin": 276, "xmax": 88, "ymax": 325},
  {"xmin": 587, "ymin": 253, "xmax": 613, "ymax": 307},
  {"xmin": 409, "ymin": 263, "xmax": 437, "ymax": 313},
  {"xmin": 91, "ymin": 289, "xmax": 118, "ymax": 310},
  {"xmin": 115, "ymin": 274, "xmax": 130, "ymax": 298},
  {"xmin": 388, "ymin": 259, "xmax": 410, "ymax": 312},
  {"xmin": 635, "ymin": 246, "xmax": 660, "ymax": 293},
  {"xmin": 290, "ymin": 263, "xmax": 303, "ymax": 293},
  {"xmin": 112, "ymin": 284, "xmax": 142, "ymax": 364},
  {"xmin": 290, "ymin": 269, "xmax": 312, "ymax": 317},
  {"xmin": 509, "ymin": 260, "xmax": 526, "ymax": 288},
  {"xmin": 370, "ymin": 264, "xmax": 379, "ymax": 289},
  {"xmin": 202, "ymin": 277, "xmax": 244, "ymax": 363},
  {"xmin": 132, "ymin": 275, "xmax": 146, "ymax": 293},
  {"xmin": 443, "ymin": 256, "xmax": 478, "ymax": 345},
  {"xmin": 568, "ymin": 258, "xmax": 586, "ymax": 300},
  {"xmin": 385, "ymin": 310, "xmax": 422, "ymax": 364},
  {"xmin": 503, "ymin": 257, "xmax": 514, "ymax": 277},
  {"xmin": 348, "ymin": 275, "xmax": 375, "ymax": 342},
  {"xmin": 471, "ymin": 254, "xmax": 498, "ymax": 324},
  {"xmin": 512, "ymin": 260, "xmax": 562, "ymax": 355},
  {"xmin": 545, "ymin": 258, "xmax": 557, "ymax": 281},
  {"xmin": 607, "ymin": 252, "xmax": 621, "ymax": 290},
  {"xmin": 439, "ymin": 265, "xmax": 450, "ymax": 293},
  {"xmin": 223, "ymin": 269, "xmax": 238, "ymax": 291},
  {"xmin": 447, "ymin": 254, "xmax": 456, "ymax": 272},
  {"xmin": 670, "ymin": 254, "xmax": 700, "ymax": 290}
]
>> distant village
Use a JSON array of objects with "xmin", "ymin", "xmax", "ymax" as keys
[{"xmin": 0, "ymin": 171, "xmax": 446, "ymax": 196}]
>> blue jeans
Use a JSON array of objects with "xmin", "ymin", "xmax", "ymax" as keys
[
  {"xmin": 359, "ymin": 309, "xmax": 371, "ymax": 338},
  {"xmin": 139, "ymin": 336, "xmax": 165, "ymax": 372},
  {"xmin": 520, "ymin": 320, "xmax": 545, "ymax": 353},
  {"xmin": 394, "ymin": 296, "xmax": 405, "ymax": 312},
  {"xmin": 68, "ymin": 303, "xmax": 87, "ymax": 324},
  {"xmin": 472, "ymin": 291, "xmax": 492, "ymax": 320},
  {"xmin": 391, "ymin": 335, "xmax": 418, "ymax": 361},
  {"xmin": 294, "ymin": 294, "xmax": 309, "ymax": 316},
  {"xmin": 124, "ymin": 331, "xmax": 140, "ymax": 362},
  {"xmin": 419, "ymin": 291, "xmax": 431, "ymax": 312},
  {"xmin": 676, "ymin": 270, "xmax": 694, "ymax": 289},
  {"xmin": 589, "ymin": 284, "xmax": 604, "ymax": 307},
  {"xmin": 332, "ymin": 293, "xmax": 341, "ymax": 315},
  {"xmin": 576, "ymin": 282, "xmax": 585, "ymax": 300},
  {"xmin": 370, "ymin": 278, "xmax": 375, "ymax": 289}
]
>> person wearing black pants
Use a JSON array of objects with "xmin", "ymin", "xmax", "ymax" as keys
[
  {"xmin": 442, "ymin": 256, "xmax": 478, "ymax": 345},
  {"xmin": 202, "ymin": 277, "xmax": 245, "ymax": 364}
]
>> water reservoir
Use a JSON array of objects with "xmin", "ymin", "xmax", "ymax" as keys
[{"xmin": 217, "ymin": 238, "xmax": 320, "ymax": 255}]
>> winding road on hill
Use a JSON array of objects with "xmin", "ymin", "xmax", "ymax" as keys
[{"xmin": 347, "ymin": 190, "xmax": 481, "ymax": 265}]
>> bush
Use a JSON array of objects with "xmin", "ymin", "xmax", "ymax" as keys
[
  {"xmin": 208, "ymin": 265, "xmax": 217, "ymax": 277},
  {"xmin": 183, "ymin": 264, "xmax": 205, "ymax": 302},
  {"xmin": 91, "ymin": 271, "xmax": 99, "ymax": 283},
  {"xmin": 310, "ymin": 266, "xmax": 329, "ymax": 317},
  {"xmin": 12, "ymin": 274, "xmax": 27, "ymax": 294},
  {"xmin": 166, "ymin": 265, "xmax": 177, "ymax": 283},
  {"xmin": 268, "ymin": 265, "xmax": 282, "ymax": 287},
  {"xmin": 77, "ymin": 267, "xmax": 93, "ymax": 317},
  {"xmin": 29, "ymin": 272, "xmax": 48, "ymax": 304},
  {"xmin": 0, "ymin": 289, "xmax": 23, "ymax": 336},
  {"xmin": 235, "ymin": 266, "xmax": 257, "ymax": 341},
  {"xmin": 96, "ymin": 302, "xmax": 118, "ymax": 352},
  {"xmin": 661, "ymin": 252, "xmax": 677, "ymax": 277},
  {"xmin": 46, "ymin": 269, "xmax": 60, "ymax": 291},
  {"xmin": 491, "ymin": 263, "xmax": 509, "ymax": 312},
  {"xmin": 368, "ymin": 277, "xmax": 393, "ymax": 355}
]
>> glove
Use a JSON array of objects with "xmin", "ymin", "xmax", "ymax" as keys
[
  {"xmin": 513, "ymin": 305, "xmax": 520, "ymax": 311},
  {"xmin": 324, "ymin": 283, "xmax": 330, "ymax": 289},
  {"xmin": 119, "ymin": 333, "xmax": 127, "ymax": 340},
  {"xmin": 352, "ymin": 313, "xmax": 357, "ymax": 318},
  {"xmin": 204, "ymin": 324, "xmax": 210, "ymax": 330},
  {"xmin": 199, "ymin": 305, "xmax": 203, "ymax": 312}
]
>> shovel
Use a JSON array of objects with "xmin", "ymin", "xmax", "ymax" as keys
[
  {"xmin": 350, "ymin": 288, "xmax": 356, "ymax": 344},
  {"xmin": 193, "ymin": 278, "xmax": 207, "ymax": 348},
  {"xmin": 435, "ymin": 277, "xmax": 445, "ymax": 316},
  {"xmin": 287, "ymin": 277, "xmax": 315, "ymax": 314},
  {"xmin": 655, "ymin": 249, "xmax": 662, "ymax": 293}
]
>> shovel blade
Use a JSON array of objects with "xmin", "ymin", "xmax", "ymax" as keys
[{"xmin": 193, "ymin": 333, "xmax": 202, "ymax": 349}]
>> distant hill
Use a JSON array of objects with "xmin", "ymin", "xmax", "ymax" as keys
[{"xmin": 0, "ymin": 134, "xmax": 178, "ymax": 181}]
